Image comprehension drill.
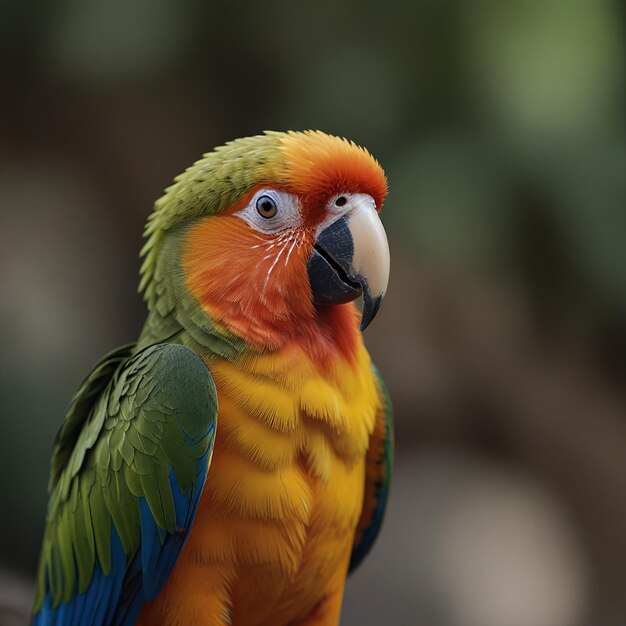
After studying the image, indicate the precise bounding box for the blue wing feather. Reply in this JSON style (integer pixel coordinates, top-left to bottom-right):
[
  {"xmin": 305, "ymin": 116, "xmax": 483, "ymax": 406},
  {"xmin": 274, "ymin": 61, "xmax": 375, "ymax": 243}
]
[{"xmin": 34, "ymin": 453, "xmax": 212, "ymax": 626}]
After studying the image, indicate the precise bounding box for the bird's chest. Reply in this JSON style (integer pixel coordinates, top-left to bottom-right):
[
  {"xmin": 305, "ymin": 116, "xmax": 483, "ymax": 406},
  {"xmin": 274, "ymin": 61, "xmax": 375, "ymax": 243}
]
[
  {"xmin": 184, "ymin": 348, "xmax": 378, "ymax": 619},
  {"xmin": 189, "ymin": 382, "xmax": 370, "ymax": 569}
]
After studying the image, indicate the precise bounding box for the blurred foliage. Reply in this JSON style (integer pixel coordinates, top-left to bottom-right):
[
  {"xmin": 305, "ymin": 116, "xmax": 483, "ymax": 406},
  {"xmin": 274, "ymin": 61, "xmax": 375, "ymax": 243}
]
[{"xmin": 0, "ymin": 1, "xmax": 625, "ymax": 625}]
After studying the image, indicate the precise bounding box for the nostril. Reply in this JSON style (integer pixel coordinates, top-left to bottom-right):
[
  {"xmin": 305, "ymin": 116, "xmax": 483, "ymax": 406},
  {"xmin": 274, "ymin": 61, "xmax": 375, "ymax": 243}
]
[{"xmin": 335, "ymin": 196, "xmax": 347, "ymax": 207}]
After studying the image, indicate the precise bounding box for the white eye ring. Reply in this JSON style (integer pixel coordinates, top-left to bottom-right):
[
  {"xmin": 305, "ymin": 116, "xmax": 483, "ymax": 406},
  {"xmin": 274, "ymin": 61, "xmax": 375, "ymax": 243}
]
[{"xmin": 235, "ymin": 188, "xmax": 302, "ymax": 234}]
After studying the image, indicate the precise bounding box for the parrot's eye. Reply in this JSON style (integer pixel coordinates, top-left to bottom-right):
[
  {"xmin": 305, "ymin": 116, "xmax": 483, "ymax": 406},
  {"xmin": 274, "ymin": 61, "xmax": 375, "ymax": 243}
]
[
  {"xmin": 235, "ymin": 188, "xmax": 301, "ymax": 234},
  {"xmin": 256, "ymin": 195, "xmax": 278, "ymax": 219},
  {"xmin": 335, "ymin": 196, "xmax": 347, "ymax": 207}
]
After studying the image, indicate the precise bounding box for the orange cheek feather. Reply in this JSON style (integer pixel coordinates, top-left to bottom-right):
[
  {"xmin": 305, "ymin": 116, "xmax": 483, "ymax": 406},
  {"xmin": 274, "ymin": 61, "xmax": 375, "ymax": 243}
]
[{"xmin": 182, "ymin": 216, "xmax": 359, "ymax": 363}]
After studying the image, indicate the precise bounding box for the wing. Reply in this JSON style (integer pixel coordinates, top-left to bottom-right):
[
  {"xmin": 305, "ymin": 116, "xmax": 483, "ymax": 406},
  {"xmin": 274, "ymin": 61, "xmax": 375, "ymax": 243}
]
[
  {"xmin": 349, "ymin": 364, "xmax": 394, "ymax": 573},
  {"xmin": 32, "ymin": 343, "xmax": 218, "ymax": 626}
]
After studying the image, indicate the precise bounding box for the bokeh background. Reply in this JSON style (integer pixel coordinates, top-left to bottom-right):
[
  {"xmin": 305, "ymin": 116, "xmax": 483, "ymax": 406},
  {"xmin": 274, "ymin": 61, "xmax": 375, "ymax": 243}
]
[{"xmin": 1, "ymin": 1, "xmax": 625, "ymax": 625}]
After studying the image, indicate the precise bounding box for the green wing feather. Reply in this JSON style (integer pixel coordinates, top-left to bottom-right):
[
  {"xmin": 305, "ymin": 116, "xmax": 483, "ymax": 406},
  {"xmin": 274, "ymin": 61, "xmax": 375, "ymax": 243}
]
[
  {"xmin": 33, "ymin": 343, "xmax": 218, "ymax": 618},
  {"xmin": 49, "ymin": 344, "xmax": 135, "ymax": 492}
]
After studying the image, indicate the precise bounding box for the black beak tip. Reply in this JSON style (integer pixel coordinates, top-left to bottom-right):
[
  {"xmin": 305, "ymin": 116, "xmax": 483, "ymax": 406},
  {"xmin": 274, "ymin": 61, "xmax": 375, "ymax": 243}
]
[{"xmin": 360, "ymin": 293, "xmax": 383, "ymax": 331}]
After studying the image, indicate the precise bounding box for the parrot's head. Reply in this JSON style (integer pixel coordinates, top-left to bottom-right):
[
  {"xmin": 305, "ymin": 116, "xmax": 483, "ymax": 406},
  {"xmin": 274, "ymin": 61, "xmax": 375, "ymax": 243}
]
[{"xmin": 140, "ymin": 130, "xmax": 389, "ymax": 356}]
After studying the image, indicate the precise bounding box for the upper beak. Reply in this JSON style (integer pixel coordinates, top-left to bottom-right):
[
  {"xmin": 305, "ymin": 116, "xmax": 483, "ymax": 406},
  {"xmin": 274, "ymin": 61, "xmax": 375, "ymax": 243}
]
[{"xmin": 307, "ymin": 194, "xmax": 390, "ymax": 330}]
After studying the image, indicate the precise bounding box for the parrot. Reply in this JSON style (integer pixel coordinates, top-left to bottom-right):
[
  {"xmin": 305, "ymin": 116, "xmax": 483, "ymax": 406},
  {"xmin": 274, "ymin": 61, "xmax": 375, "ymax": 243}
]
[{"xmin": 32, "ymin": 130, "xmax": 393, "ymax": 626}]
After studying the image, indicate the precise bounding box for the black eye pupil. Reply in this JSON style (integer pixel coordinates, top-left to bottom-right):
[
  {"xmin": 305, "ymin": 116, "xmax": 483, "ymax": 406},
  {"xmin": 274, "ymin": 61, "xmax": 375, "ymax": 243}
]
[
  {"xmin": 256, "ymin": 195, "xmax": 277, "ymax": 218},
  {"xmin": 335, "ymin": 196, "xmax": 347, "ymax": 207}
]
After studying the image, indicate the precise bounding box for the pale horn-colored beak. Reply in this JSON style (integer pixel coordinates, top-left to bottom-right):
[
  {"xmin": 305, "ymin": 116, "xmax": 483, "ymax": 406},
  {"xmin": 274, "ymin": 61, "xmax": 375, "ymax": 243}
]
[{"xmin": 307, "ymin": 194, "xmax": 390, "ymax": 330}]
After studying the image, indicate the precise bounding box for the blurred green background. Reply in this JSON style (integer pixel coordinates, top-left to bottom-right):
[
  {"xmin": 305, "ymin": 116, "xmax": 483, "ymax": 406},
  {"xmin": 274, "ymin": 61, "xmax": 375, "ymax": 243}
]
[{"xmin": 1, "ymin": 1, "xmax": 625, "ymax": 625}]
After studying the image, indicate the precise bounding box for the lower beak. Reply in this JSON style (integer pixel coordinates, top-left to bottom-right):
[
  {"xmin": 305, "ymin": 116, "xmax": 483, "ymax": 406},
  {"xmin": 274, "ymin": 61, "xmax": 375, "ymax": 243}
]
[{"xmin": 307, "ymin": 195, "xmax": 390, "ymax": 330}]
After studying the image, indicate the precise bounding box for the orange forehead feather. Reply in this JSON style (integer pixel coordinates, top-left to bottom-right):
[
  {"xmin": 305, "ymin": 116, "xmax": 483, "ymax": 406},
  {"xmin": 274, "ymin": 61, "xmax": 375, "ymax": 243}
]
[{"xmin": 276, "ymin": 130, "xmax": 388, "ymax": 210}]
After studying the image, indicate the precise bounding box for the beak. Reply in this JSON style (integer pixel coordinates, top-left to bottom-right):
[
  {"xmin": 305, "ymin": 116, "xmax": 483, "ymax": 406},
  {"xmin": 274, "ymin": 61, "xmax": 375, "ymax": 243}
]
[{"xmin": 307, "ymin": 194, "xmax": 390, "ymax": 330}]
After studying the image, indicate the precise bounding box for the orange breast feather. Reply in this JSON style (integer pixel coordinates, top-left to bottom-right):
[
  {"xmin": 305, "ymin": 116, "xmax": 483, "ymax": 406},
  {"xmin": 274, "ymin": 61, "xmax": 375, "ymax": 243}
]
[{"xmin": 138, "ymin": 338, "xmax": 380, "ymax": 626}]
